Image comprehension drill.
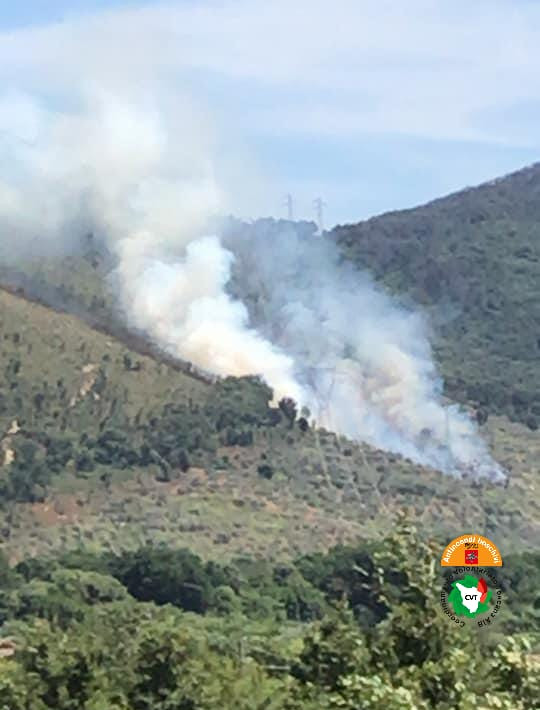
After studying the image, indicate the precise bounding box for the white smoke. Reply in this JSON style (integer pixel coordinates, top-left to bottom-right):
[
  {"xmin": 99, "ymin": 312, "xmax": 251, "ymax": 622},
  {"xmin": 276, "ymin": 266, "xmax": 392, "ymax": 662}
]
[
  {"xmin": 116, "ymin": 233, "xmax": 304, "ymax": 403},
  {"xmin": 222, "ymin": 219, "xmax": 505, "ymax": 480},
  {"xmin": 0, "ymin": 90, "xmax": 505, "ymax": 481}
]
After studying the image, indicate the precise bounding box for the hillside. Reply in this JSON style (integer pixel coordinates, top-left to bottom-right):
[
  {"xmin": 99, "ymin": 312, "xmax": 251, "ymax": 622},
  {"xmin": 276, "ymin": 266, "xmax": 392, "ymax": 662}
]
[
  {"xmin": 0, "ymin": 286, "xmax": 538, "ymax": 565},
  {"xmin": 332, "ymin": 163, "xmax": 540, "ymax": 429},
  {"xmin": 1, "ymin": 174, "xmax": 539, "ymax": 710},
  {"xmin": 0, "ymin": 165, "xmax": 539, "ymax": 562}
]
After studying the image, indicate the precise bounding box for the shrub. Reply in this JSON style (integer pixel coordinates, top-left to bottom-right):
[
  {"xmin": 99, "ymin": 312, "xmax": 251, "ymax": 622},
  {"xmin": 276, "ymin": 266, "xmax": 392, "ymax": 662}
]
[{"xmin": 258, "ymin": 464, "xmax": 274, "ymax": 480}]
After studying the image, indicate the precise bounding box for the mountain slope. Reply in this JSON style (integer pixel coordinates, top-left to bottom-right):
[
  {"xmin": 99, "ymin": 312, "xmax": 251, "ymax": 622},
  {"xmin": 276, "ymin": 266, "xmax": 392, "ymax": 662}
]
[
  {"xmin": 0, "ymin": 287, "xmax": 538, "ymax": 564},
  {"xmin": 1, "ymin": 163, "xmax": 540, "ymax": 560},
  {"xmin": 332, "ymin": 163, "xmax": 540, "ymax": 428}
]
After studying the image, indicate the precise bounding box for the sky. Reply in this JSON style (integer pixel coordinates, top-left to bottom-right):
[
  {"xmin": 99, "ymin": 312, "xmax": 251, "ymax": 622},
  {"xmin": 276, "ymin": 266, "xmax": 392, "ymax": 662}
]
[{"xmin": 1, "ymin": 0, "xmax": 539, "ymax": 227}]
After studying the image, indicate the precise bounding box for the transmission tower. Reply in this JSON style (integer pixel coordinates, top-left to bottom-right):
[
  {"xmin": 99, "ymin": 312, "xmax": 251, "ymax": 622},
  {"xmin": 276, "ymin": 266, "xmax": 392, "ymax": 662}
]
[
  {"xmin": 313, "ymin": 197, "xmax": 327, "ymax": 233},
  {"xmin": 284, "ymin": 193, "xmax": 294, "ymax": 220}
]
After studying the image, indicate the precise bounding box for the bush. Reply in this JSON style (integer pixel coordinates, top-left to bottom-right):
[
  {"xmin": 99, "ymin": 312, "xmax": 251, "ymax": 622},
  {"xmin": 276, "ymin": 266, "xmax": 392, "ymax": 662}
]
[
  {"xmin": 205, "ymin": 375, "xmax": 274, "ymax": 430},
  {"xmin": 0, "ymin": 439, "xmax": 51, "ymax": 503},
  {"xmin": 108, "ymin": 546, "xmax": 216, "ymax": 613},
  {"xmin": 258, "ymin": 464, "xmax": 274, "ymax": 480},
  {"xmin": 278, "ymin": 397, "xmax": 297, "ymax": 427},
  {"xmin": 75, "ymin": 449, "xmax": 95, "ymax": 473},
  {"xmin": 525, "ymin": 415, "xmax": 538, "ymax": 431}
]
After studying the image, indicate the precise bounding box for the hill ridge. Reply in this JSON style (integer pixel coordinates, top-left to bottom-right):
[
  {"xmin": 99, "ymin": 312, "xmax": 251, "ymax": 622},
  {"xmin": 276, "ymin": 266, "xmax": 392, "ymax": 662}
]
[
  {"xmin": 332, "ymin": 161, "xmax": 540, "ymax": 430},
  {"xmin": 334, "ymin": 161, "xmax": 540, "ymax": 228}
]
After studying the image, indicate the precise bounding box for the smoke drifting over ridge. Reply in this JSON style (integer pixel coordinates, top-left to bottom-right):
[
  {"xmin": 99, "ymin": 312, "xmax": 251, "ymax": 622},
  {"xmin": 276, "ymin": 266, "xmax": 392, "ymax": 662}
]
[{"xmin": 0, "ymin": 91, "xmax": 505, "ymax": 481}]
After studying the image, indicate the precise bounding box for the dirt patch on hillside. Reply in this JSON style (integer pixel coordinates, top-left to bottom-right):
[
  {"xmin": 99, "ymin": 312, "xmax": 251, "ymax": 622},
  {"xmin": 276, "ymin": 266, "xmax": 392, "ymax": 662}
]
[{"xmin": 31, "ymin": 495, "xmax": 80, "ymax": 526}]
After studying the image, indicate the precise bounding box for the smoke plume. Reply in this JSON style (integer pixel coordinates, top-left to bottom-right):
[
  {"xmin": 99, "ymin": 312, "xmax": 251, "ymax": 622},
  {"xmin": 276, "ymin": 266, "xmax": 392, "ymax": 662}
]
[{"xmin": 0, "ymin": 90, "xmax": 505, "ymax": 481}]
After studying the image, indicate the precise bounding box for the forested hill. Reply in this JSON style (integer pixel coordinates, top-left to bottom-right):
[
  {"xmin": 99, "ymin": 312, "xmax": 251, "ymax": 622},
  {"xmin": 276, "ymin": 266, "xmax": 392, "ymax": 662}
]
[
  {"xmin": 0, "ymin": 169, "xmax": 539, "ymax": 708},
  {"xmin": 332, "ymin": 162, "xmax": 540, "ymax": 428},
  {"xmin": 0, "ymin": 285, "xmax": 539, "ymax": 562},
  {"xmin": 1, "ymin": 162, "xmax": 540, "ymax": 564}
]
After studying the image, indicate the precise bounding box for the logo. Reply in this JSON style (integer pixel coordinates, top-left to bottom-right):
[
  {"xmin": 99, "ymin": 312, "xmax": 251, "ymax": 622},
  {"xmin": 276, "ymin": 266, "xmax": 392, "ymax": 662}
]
[
  {"xmin": 465, "ymin": 549, "xmax": 478, "ymax": 565},
  {"xmin": 441, "ymin": 534, "xmax": 502, "ymax": 567},
  {"xmin": 439, "ymin": 535, "xmax": 504, "ymax": 629},
  {"xmin": 448, "ymin": 575, "xmax": 490, "ymax": 617}
]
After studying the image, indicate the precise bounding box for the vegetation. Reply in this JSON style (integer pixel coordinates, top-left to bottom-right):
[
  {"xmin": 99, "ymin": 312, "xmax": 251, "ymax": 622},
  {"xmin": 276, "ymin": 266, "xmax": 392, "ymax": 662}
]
[
  {"xmin": 0, "ymin": 285, "xmax": 538, "ymax": 564},
  {"xmin": 333, "ymin": 163, "xmax": 540, "ymax": 428},
  {"xmin": 0, "ymin": 523, "xmax": 538, "ymax": 709},
  {"xmin": 1, "ymin": 166, "xmax": 540, "ymax": 705}
]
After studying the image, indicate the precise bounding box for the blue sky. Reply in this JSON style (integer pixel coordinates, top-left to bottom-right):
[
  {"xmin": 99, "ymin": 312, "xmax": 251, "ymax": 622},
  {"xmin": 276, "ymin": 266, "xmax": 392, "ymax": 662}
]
[
  {"xmin": 0, "ymin": 1, "xmax": 139, "ymax": 30},
  {"xmin": 1, "ymin": 0, "xmax": 540, "ymax": 226}
]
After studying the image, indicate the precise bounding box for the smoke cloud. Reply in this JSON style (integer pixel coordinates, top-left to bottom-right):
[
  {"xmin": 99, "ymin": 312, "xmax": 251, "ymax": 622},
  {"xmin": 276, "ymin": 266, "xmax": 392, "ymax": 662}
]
[{"xmin": 0, "ymin": 89, "xmax": 505, "ymax": 481}]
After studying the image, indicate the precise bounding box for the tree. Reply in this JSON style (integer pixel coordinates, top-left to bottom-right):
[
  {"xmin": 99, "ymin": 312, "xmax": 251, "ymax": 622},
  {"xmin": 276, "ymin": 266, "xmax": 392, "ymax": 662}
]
[
  {"xmin": 475, "ymin": 408, "xmax": 489, "ymax": 426},
  {"xmin": 278, "ymin": 398, "xmax": 297, "ymax": 428},
  {"xmin": 0, "ymin": 439, "xmax": 51, "ymax": 503},
  {"xmin": 491, "ymin": 635, "xmax": 540, "ymax": 708},
  {"xmin": 291, "ymin": 603, "xmax": 369, "ymax": 689},
  {"xmin": 108, "ymin": 547, "xmax": 213, "ymax": 613},
  {"xmin": 297, "ymin": 417, "xmax": 309, "ymax": 433},
  {"xmin": 206, "ymin": 376, "xmax": 274, "ymax": 431},
  {"xmin": 257, "ymin": 464, "xmax": 274, "ymax": 480},
  {"xmin": 525, "ymin": 415, "xmax": 538, "ymax": 431}
]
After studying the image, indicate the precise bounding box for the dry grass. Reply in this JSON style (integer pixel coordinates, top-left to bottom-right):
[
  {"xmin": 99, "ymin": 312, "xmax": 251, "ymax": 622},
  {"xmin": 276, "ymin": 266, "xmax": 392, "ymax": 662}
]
[{"xmin": 0, "ymin": 283, "xmax": 538, "ymax": 565}]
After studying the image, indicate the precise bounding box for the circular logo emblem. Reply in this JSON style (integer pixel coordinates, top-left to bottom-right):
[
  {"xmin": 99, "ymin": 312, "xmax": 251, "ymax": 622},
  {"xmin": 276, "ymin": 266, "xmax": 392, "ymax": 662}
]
[{"xmin": 439, "ymin": 535, "xmax": 504, "ymax": 629}]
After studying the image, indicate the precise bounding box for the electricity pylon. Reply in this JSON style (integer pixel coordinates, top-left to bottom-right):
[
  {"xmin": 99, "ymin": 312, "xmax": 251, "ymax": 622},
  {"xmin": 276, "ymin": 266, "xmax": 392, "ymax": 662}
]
[
  {"xmin": 284, "ymin": 193, "xmax": 294, "ymax": 220},
  {"xmin": 313, "ymin": 197, "xmax": 326, "ymax": 233}
]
